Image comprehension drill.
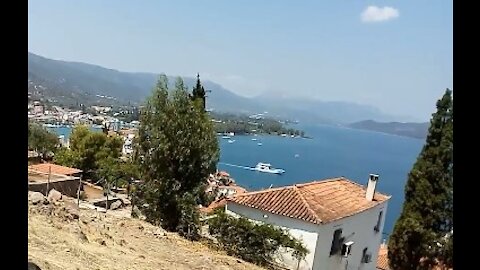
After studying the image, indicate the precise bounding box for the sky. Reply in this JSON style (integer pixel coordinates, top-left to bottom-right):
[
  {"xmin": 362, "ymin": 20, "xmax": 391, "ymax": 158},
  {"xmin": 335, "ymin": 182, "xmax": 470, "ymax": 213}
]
[{"xmin": 28, "ymin": 0, "xmax": 452, "ymax": 121}]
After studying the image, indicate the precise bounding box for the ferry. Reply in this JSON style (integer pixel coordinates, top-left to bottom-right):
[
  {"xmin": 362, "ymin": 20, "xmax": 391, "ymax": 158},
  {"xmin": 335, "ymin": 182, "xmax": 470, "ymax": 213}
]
[{"xmin": 254, "ymin": 163, "xmax": 285, "ymax": 174}]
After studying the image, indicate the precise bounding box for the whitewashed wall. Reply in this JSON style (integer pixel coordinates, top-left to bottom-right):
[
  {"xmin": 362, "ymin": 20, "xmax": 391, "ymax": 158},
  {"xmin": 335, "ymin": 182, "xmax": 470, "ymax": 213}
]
[
  {"xmin": 311, "ymin": 202, "xmax": 389, "ymax": 270},
  {"xmin": 226, "ymin": 200, "xmax": 389, "ymax": 270},
  {"xmin": 226, "ymin": 203, "xmax": 319, "ymax": 270}
]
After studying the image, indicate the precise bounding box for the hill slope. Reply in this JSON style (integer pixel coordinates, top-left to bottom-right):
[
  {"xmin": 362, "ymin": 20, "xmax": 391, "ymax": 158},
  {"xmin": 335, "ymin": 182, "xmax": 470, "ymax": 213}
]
[{"xmin": 28, "ymin": 194, "xmax": 262, "ymax": 270}]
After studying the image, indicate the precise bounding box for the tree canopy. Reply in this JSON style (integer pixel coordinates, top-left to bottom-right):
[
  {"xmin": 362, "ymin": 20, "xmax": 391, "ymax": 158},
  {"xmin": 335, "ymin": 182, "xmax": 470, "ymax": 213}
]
[
  {"xmin": 388, "ymin": 89, "xmax": 453, "ymax": 270},
  {"xmin": 54, "ymin": 125, "xmax": 123, "ymax": 180},
  {"xmin": 134, "ymin": 74, "xmax": 219, "ymax": 239},
  {"xmin": 28, "ymin": 122, "xmax": 59, "ymax": 159}
]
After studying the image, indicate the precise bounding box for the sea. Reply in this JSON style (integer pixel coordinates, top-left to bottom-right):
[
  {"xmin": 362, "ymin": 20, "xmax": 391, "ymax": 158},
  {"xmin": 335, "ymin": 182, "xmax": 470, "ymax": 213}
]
[{"xmin": 48, "ymin": 124, "xmax": 424, "ymax": 238}]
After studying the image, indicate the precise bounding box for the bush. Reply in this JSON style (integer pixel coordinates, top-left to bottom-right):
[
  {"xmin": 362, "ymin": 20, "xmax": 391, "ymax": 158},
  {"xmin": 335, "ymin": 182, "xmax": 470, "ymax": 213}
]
[{"xmin": 208, "ymin": 212, "xmax": 308, "ymax": 267}]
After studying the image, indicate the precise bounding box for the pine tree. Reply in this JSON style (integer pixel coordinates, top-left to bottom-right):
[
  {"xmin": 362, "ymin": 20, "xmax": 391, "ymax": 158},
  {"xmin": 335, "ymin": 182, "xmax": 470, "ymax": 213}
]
[
  {"xmin": 388, "ymin": 89, "xmax": 453, "ymax": 270},
  {"xmin": 191, "ymin": 73, "xmax": 206, "ymax": 111},
  {"xmin": 134, "ymin": 74, "xmax": 219, "ymax": 239}
]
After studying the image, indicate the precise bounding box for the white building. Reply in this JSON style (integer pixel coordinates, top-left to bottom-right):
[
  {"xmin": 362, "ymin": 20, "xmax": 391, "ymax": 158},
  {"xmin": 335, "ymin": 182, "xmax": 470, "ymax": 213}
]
[
  {"xmin": 225, "ymin": 174, "xmax": 391, "ymax": 270},
  {"xmin": 216, "ymin": 185, "xmax": 247, "ymax": 198}
]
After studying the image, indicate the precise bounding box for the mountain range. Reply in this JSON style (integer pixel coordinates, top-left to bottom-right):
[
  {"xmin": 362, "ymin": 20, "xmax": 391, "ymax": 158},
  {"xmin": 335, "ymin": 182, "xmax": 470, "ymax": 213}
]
[
  {"xmin": 348, "ymin": 120, "xmax": 429, "ymax": 139},
  {"xmin": 28, "ymin": 52, "xmax": 417, "ymax": 124}
]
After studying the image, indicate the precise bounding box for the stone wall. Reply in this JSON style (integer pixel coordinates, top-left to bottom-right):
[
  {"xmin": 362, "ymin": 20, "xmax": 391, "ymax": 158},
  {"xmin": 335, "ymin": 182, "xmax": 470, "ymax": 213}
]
[{"xmin": 28, "ymin": 178, "xmax": 80, "ymax": 197}]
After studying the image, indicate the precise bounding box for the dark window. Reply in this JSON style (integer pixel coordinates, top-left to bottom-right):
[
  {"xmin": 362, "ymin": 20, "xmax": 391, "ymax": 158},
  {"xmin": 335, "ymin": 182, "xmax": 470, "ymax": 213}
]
[
  {"xmin": 362, "ymin": 247, "xmax": 372, "ymax": 263},
  {"xmin": 330, "ymin": 229, "xmax": 343, "ymax": 256},
  {"xmin": 374, "ymin": 211, "xmax": 383, "ymax": 233}
]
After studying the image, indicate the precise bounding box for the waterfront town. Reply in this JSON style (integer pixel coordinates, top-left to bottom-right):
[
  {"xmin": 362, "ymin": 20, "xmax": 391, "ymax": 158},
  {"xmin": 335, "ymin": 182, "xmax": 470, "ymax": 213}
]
[
  {"xmin": 28, "ymin": 100, "xmax": 396, "ymax": 270},
  {"xmin": 28, "ymin": 91, "xmax": 454, "ymax": 270}
]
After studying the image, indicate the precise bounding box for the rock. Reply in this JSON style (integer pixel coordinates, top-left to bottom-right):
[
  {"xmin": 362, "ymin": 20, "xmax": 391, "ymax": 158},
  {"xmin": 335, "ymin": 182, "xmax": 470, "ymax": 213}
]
[
  {"xmin": 77, "ymin": 230, "xmax": 88, "ymax": 242},
  {"xmin": 29, "ymin": 192, "xmax": 45, "ymax": 205},
  {"xmin": 96, "ymin": 238, "xmax": 106, "ymax": 246},
  {"xmin": 28, "ymin": 261, "xmax": 42, "ymax": 270},
  {"xmin": 131, "ymin": 205, "xmax": 142, "ymax": 218},
  {"xmin": 109, "ymin": 200, "xmax": 122, "ymax": 210},
  {"xmin": 47, "ymin": 189, "xmax": 62, "ymax": 202}
]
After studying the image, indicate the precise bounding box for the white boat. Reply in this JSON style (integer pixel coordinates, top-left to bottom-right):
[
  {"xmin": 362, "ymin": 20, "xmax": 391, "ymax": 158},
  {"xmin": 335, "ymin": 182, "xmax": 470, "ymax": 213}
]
[
  {"xmin": 257, "ymin": 142, "xmax": 263, "ymax": 146},
  {"xmin": 228, "ymin": 139, "xmax": 236, "ymax": 143},
  {"xmin": 254, "ymin": 163, "xmax": 285, "ymax": 174},
  {"xmin": 222, "ymin": 136, "xmax": 231, "ymax": 139},
  {"xmin": 251, "ymin": 138, "xmax": 257, "ymax": 141},
  {"xmin": 294, "ymin": 154, "xmax": 300, "ymax": 158}
]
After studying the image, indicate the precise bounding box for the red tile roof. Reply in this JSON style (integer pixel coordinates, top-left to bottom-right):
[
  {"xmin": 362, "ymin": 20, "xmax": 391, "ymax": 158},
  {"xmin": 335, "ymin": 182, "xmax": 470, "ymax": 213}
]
[
  {"xmin": 29, "ymin": 163, "xmax": 82, "ymax": 176},
  {"xmin": 376, "ymin": 244, "xmax": 390, "ymax": 270},
  {"xmin": 200, "ymin": 198, "xmax": 227, "ymax": 214},
  {"xmin": 228, "ymin": 177, "xmax": 390, "ymax": 224}
]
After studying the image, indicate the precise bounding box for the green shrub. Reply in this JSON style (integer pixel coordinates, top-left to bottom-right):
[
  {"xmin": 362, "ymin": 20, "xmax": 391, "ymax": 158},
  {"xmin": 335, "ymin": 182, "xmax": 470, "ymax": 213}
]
[{"xmin": 208, "ymin": 212, "xmax": 308, "ymax": 267}]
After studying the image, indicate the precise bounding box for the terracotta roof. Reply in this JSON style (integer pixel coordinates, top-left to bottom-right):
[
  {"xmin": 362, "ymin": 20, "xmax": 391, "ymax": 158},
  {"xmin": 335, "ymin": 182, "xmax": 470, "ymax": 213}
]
[
  {"xmin": 377, "ymin": 244, "xmax": 390, "ymax": 270},
  {"xmin": 200, "ymin": 198, "xmax": 227, "ymax": 214},
  {"xmin": 29, "ymin": 163, "xmax": 82, "ymax": 176},
  {"xmin": 228, "ymin": 177, "xmax": 390, "ymax": 224},
  {"xmin": 218, "ymin": 171, "xmax": 230, "ymax": 177}
]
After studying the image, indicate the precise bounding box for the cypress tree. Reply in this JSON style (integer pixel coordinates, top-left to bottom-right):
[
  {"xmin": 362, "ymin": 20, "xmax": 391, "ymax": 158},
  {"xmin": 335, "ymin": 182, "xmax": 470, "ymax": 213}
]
[
  {"xmin": 388, "ymin": 89, "xmax": 453, "ymax": 270},
  {"xmin": 191, "ymin": 73, "xmax": 206, "ymax": 111}
]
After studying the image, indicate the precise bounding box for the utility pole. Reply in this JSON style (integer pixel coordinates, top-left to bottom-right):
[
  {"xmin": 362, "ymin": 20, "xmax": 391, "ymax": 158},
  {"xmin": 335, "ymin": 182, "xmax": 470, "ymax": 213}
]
[
  {"xmin": 77, "ymin": 176, "xmax": 82, "ymax": 207},
  {"xmin": 105, "ymin": 179, "xmax": 109, "ymax": 212},
  {"xmin": 46, "ymin": 165, "xmax": 51, "ymax": 196},
  {"xmin": 205, "ymin": 89, "xmax": 212, "ymax": 112}
]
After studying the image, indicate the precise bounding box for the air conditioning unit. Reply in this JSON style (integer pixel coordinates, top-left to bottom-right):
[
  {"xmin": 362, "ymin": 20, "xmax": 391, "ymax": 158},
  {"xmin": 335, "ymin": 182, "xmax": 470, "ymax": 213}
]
[
  {"xmin": 341, "ymin": 241, "xmax": 354, "ymax": 257},
  {"xmin": 363, "ymin": 253, "xmax": 372, "ymax": 263}
]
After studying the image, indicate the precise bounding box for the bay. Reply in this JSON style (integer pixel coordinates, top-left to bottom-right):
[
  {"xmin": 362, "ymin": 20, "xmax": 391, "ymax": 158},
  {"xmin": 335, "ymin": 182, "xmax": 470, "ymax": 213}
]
[{"xmin": 49, "ymin": 124, "xmax": 423, "ymax": 237}]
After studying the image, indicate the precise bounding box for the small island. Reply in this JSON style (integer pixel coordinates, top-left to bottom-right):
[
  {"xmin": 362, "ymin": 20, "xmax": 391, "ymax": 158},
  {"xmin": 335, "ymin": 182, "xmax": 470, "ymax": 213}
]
[{"xmin": 210, "ymin": 112, "xmax": 307, "ymax": 138}]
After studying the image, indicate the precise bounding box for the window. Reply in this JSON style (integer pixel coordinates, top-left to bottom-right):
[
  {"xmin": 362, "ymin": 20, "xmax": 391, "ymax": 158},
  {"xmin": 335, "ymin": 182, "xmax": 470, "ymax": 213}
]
[
  {"xmin": 362, "ymin": 248, "xmax": 372, "ymax": 263},
  {"xmin": 330, "ymin": 229, "xmax": 344, "ymax": 256},
  {"xmin": 374, "ymin": 211, "xmax": 383, "ymax": 233}
]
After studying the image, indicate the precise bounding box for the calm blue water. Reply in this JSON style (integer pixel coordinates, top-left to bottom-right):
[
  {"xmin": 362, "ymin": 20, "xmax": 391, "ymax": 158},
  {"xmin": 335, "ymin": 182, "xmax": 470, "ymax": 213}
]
[
  {"xmin": 47, "ymin": 126, "xmax": 102, "ymax": 140},
  {"xmin": 49, "ymin": 124, "xmax": 423, "ymax": 237}
]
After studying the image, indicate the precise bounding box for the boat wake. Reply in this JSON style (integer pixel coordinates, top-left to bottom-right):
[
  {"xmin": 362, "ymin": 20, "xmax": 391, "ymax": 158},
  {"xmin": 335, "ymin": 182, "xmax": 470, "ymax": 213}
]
[{"xmin": 219, "ymin": 162, "xmax": 256, "ymax": 171}]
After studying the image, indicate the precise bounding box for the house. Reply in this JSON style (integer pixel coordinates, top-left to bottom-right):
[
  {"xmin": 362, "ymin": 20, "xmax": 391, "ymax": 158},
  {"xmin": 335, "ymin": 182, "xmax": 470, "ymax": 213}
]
[
  {"xmin": 225, "ymin": 174, "xmax": 391, "ymax": 270},
  {"xmin": 216, "ymin": 185, "xmax": 247, "ymax": 198},
  {"xmin": 200, "ymin": 198, "xmax": 228, "ymax": 215},
  {"xmin": 28, "ymin": 169, "xmax": 80, "ymax": 197},
  {"xmin": 28, "ymin": 163, "xmax": 83, "ymax": 178}
]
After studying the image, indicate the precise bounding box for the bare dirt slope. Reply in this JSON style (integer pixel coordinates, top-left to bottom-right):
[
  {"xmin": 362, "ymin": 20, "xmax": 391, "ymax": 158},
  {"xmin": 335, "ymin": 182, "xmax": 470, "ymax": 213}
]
[{"xmin": 28, "ymin": 194, "xmax": 263, "ymax": 270}]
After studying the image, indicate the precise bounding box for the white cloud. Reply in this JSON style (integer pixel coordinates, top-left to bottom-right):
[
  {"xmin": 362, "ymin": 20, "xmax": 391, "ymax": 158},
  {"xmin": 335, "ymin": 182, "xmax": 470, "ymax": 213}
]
[{"xmin": 361, "ymin": 6, "xmax": 399, "ymax": 23}]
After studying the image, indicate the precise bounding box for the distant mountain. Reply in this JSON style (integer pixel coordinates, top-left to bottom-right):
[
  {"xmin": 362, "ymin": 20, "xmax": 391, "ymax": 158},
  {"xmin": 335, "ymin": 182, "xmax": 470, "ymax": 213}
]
[
  {"xmin": 28, "ymin": 52, "xmax": 412, "ymax": 124},
  {"xmin": 348, "ymin": 120, "xmax": 429, "ymax": 139},
  {"xmin": 28, "ymin": 52, "xmax": 261, "ymax": 112}
]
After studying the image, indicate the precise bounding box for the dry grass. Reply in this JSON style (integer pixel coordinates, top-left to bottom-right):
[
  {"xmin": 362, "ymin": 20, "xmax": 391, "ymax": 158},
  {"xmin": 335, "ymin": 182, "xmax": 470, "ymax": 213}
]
[{"xmin": 28, "ymin": 196, "xmax": 263, "ymax": 270}]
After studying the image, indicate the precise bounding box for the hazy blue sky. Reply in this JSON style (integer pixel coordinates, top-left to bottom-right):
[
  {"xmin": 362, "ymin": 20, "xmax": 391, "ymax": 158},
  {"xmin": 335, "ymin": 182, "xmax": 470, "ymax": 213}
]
[{"xmin": 28, "ymin": 0, "xmax": 452, "ymax": 121}]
